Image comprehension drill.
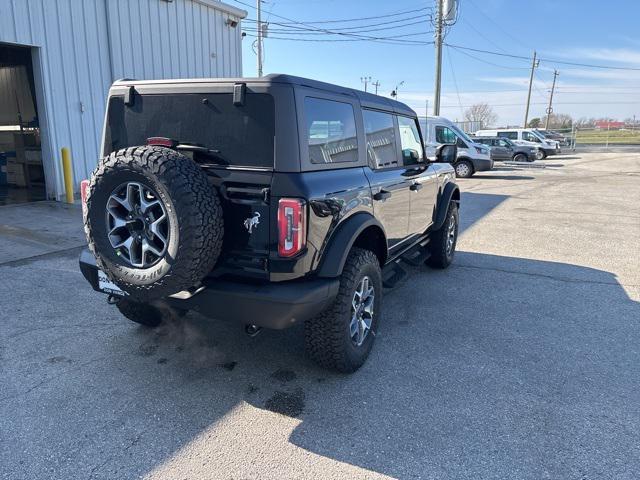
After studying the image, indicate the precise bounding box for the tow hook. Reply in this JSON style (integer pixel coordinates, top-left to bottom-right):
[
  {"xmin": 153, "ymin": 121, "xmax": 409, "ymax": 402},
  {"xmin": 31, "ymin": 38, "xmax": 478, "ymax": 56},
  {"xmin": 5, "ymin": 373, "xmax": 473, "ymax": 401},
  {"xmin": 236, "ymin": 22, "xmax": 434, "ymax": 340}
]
[
  {"xmin": 244, "ymin": 324, "xmax": 262, "ymax": 337},
  {"xmin": 107, "ymin": 295, "xmax": 119, "ymax": 305}
]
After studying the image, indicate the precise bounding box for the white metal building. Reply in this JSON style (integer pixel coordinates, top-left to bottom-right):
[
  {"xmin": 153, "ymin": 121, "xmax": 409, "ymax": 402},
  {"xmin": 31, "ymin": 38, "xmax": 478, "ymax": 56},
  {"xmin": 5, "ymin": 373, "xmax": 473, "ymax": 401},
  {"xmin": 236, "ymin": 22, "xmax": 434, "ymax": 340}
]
[{"xmin": 0, "ymin": 0, "xmax": 246, "ymax": 203}]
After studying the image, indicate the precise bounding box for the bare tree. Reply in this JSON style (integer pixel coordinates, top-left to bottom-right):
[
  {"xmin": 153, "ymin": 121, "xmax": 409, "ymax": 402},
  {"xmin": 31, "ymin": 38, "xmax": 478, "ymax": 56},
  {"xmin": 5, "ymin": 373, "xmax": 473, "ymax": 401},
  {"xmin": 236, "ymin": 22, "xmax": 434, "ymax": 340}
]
[
  {"xmin": 464, "ymin": 103, "xmax": 497, "ymax": 127},
  {"xmin": 541, "ymin": 113, "xmax": 573, "ymax": 129}
]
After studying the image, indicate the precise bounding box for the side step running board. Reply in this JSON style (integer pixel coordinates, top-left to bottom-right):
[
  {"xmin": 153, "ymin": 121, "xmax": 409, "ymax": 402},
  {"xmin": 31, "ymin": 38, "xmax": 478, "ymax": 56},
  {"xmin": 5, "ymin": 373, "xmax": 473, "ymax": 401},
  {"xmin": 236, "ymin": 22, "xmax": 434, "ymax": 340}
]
[{"xmin": 382, "ymin": 261, "xmax": 408, "ymax": 288}]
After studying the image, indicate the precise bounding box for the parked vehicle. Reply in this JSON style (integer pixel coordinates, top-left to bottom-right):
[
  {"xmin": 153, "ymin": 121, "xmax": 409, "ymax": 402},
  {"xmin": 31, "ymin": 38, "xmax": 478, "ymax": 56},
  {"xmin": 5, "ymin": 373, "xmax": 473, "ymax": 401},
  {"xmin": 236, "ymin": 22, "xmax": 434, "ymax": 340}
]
[
  {"xmin": 79, "ymin": 74, "xmax": 462, "ymax": 373},
  {"xmin": 535, "ymin": 129, "xmax": 570, "ymax": 147},
  {"xmin": 474, "ymin": 136, "xmax": 536, "ymax": 162},
  {"xmin": 475, "ymin": 128, "xmax": 561, "ymax": 160},
  {"xmin": 420, "ymin": 116, "xmax": 493, "ymax": 178}
]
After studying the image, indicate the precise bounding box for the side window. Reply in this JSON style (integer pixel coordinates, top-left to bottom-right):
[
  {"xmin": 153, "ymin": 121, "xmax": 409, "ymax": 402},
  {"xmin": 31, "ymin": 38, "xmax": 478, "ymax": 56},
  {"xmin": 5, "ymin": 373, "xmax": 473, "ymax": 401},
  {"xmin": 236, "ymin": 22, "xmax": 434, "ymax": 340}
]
[
  {"xmin": 397, "ymin": 116, "xmax": 424, "ymax": 165},
  {"xmin": 363, "ymin": 109, "xmax": 398, "ymax": 169},
  {"xmin": 498, "ymin": 131, "xmax": 518, "ymax": 140},
  {"xmin": 522, "ymin": 131, "xmax": 541, "ymax": 143},
  {"xmin": 435, "ymin": 126, "xmax": 457, "ymax": 144},
  {"xmin": 305, "ymin": 97, "xmax": 358, "ymax": 164}
]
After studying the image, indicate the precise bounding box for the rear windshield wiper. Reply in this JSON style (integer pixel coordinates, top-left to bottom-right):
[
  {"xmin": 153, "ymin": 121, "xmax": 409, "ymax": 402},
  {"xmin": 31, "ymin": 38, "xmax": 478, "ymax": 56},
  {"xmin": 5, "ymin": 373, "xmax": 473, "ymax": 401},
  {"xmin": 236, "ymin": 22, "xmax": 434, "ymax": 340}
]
[{"xmin": 175, "ymin": 143, "xmax": 227, "ymax": 165}]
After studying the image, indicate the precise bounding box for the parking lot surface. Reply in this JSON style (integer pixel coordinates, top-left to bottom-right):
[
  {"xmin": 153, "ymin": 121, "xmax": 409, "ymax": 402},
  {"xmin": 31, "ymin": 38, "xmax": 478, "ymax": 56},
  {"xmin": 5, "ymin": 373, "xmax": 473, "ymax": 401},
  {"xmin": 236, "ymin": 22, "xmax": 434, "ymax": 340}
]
[{"xmin": 1, "ymin": 152, "xmax": 639, "ymax": 479}]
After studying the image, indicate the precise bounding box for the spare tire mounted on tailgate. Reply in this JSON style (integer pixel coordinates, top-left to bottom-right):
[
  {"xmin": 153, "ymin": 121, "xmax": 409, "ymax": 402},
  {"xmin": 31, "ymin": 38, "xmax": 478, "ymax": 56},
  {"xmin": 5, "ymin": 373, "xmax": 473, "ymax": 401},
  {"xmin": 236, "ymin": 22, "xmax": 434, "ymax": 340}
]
[{"xmin": 84, "ymin": 145, "xmax": 223, "ymax": 301}]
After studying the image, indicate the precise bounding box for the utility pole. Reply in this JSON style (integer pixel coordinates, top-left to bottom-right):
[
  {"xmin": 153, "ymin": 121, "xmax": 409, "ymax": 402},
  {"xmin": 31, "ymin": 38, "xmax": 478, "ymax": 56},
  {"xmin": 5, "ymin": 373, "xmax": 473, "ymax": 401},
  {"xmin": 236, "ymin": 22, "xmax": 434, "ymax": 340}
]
[
  {"xmin": 256, "ymin": 0, "xmax": 263, "ymax": 77},
  {"xmin": 361, "ymin": 76, "xmax": 371, "ymax": 92},
  {"xmin": 372, "ymin": 80, "xmax": 380, "ymax": 95},
  {"xmin": 433, "ymin": 0, "xmax": 444, "ymax": 116},
  {"xmin": 523, "ymin": 50, "xmax": 538, "ymax": 128},
  {"xmin": 545, "ymin": 70, "xmax": 559, "ymax": 130}
]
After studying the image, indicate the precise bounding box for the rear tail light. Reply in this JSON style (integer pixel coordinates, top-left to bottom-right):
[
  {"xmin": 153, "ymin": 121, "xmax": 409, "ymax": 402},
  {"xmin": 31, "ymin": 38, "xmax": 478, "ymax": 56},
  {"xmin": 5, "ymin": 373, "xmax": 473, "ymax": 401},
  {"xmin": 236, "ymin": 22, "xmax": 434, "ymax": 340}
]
[
  {"xmin": 147, "ymin": 137, "xmax": 177, "ymax": 148},
  {"xmin": 80, "ymin": 179, "xmax": 90, "ymax": 217},
  {"xmin": 277, "ymin": 198, "xmax": 306, "ymax": 257}
]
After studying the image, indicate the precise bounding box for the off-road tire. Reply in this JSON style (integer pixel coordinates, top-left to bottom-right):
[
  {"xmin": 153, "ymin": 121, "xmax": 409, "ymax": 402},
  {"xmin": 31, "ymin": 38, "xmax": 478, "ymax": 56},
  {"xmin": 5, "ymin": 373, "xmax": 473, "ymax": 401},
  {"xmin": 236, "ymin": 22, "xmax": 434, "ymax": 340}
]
[
  {"xmin": 454, "ymin": 160, "xmax": 473, "ymax": 178},
  {"xmin": 116, "ymin": 299, "xmax": 186, "ymax": 328},
  {"xmin": 305, "ymin": 248, "xmax": 382, "ymax": 373},
  {"xmin": 85, "ymin": 146, "xmax": 223, "ymax": 301},
  {"xmin": 427, "ymin": 202, "xmax": 459, "ymax": 269}
]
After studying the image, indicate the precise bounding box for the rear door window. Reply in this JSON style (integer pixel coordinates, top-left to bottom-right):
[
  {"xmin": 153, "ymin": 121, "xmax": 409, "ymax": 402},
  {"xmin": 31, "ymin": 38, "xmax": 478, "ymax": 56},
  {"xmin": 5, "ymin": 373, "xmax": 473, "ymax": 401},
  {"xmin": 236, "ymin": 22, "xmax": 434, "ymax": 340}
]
[
  {"xmin": 304, "ymin": 97, "xmax": 358, "ymax": 164},
  {"xmin": 104, "ymin": 93, "xmax": 275, "ymax": 168},
  {"xmin": 363, "ymin": 110, "xmax": 398, "ymax": 169}
]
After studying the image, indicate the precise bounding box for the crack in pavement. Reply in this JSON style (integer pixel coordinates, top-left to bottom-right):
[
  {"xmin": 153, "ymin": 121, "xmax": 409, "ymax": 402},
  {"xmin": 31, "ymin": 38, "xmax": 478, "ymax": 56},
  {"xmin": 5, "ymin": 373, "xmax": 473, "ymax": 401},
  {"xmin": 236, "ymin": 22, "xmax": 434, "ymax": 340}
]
[{"xmin": 453, "ymin": 263, "xmax": 640, "ymax": 288}]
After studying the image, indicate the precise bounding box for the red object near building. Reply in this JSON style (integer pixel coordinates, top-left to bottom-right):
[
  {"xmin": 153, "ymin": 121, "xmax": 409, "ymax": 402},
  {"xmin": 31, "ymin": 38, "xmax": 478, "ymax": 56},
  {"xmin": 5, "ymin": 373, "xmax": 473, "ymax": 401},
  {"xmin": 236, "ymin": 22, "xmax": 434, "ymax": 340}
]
[{"xmin": 595, "ymin": 121, "xmax": 625, "ymax": 130}]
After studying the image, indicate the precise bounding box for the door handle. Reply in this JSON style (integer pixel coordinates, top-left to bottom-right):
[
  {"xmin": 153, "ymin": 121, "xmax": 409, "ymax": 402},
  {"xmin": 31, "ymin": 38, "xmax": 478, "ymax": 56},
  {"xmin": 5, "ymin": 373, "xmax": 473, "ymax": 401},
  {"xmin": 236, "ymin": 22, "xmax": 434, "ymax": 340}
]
[
  {"xmin": 373, "ymin": 190, "xmax": 392, "ymax": 201},
  {"xmin": 410, "ymin": 183, "xmax": 423, "ymax": 191}
]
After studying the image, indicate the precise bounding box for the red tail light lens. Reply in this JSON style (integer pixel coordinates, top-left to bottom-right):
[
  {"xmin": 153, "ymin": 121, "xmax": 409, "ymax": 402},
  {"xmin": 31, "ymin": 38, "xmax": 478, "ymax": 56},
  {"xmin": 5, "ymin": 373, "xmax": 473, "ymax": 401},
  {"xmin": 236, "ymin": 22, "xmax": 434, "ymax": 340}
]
[
  {"xmin": 277, "ymin": 198, "xmax": 306, "ymax": 257},
  {"xmin": 80, "ymin": 179, "xmax": 90, "ymax": 216},
  {"xmin": 147, "ymin": 137, "xmax": 176, "ymax": 148}
]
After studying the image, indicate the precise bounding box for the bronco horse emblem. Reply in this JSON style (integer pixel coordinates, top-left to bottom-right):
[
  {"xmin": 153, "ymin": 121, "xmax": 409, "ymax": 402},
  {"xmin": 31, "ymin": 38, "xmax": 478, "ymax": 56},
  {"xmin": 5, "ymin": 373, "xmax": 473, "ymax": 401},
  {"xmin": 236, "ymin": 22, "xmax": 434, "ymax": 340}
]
[{"xmin": 244, "ymin": 212, "xmax": 261, "ymax": 234}]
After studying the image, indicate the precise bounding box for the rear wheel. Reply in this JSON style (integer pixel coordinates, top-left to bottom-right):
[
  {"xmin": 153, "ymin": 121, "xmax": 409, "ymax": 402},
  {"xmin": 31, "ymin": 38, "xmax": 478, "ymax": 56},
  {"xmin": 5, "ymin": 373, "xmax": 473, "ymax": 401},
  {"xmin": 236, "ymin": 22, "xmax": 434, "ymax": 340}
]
[
  {"xmin": 454, "ymin": 160, "xmax": 473, "ymax": 178},
  {"xmin": 305, "ymin": 248, "xmax": 382, "ymax": 373},
  {"xmin": 427, "ymin": 202, "xmax": 459, "ymax": 269}
]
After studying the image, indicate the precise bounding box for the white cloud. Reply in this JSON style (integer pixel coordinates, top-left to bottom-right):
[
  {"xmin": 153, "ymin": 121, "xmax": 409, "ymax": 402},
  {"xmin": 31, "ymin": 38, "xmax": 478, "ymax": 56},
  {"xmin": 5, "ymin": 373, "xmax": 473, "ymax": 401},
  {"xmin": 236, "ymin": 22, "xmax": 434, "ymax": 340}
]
[{"xmin": 549, "ymin": 47, "xmax": 640, "ymax": 66}]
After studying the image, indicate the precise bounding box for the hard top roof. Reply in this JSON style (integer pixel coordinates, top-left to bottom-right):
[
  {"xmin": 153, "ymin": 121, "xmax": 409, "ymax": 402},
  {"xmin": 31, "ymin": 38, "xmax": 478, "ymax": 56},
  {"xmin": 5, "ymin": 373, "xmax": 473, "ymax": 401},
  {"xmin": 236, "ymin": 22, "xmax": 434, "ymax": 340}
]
[{"xmin": 113, "ymin": 73, "xmax": 416, "ymax": 117}]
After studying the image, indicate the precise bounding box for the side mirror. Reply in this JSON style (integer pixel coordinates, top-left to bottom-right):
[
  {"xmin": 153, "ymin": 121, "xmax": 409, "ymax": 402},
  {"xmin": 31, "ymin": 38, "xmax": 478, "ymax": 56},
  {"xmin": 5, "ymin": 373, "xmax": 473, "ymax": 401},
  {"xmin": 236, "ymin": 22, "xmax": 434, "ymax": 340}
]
[{"xmin": 435, "ymin": 144, "xmax": 457, "ymax": 164}]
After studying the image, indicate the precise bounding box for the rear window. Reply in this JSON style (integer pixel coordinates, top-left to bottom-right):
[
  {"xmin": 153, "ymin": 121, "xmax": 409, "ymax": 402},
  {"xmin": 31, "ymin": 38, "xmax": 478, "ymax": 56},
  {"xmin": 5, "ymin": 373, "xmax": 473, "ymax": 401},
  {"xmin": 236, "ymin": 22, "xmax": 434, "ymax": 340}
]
[
  {"xmin": 104, "ymin": 93, "xmax": 275, "ymax": 168},
  {"xmin": 304, "ymin": 97, "xmax": 358, "ymax": 164}
]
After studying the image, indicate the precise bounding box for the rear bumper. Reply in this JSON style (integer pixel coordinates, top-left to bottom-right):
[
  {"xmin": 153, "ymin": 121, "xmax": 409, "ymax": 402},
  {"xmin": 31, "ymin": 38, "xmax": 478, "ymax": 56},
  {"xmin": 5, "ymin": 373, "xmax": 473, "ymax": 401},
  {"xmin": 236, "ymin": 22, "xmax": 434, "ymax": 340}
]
[{"xmin": 79, "ymin": 250, "xmax": 339, "ymax": 330}]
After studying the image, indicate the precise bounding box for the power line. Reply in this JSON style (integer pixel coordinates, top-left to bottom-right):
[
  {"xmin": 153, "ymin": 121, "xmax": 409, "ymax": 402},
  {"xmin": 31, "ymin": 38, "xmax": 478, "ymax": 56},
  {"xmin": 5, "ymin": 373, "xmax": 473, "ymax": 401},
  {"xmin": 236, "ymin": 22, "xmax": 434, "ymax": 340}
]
[
  {"xmin": 447, "ymin": 43, "xmax": 530, "ymax": 70},
  {"xmin": 245, "ymin": 6, "xmax": 433, "ymax": 25},
  {"xmin": 243, "ymin": 32, "xmax": 434, "ymax": 45},
  {"xmin": 244, "ymin": 14, "xmax": 430, "ymax": 31},
  {"xmin": 445, "ymin": 45, "xmax": 465, "ymax": 118},
  {"xmin": 243, "ymin": 18, "xmax": 431, "ymax": 35},
  {"xmin": 444, "ymin": 43, "xmax": 640, "ymax": 71}
]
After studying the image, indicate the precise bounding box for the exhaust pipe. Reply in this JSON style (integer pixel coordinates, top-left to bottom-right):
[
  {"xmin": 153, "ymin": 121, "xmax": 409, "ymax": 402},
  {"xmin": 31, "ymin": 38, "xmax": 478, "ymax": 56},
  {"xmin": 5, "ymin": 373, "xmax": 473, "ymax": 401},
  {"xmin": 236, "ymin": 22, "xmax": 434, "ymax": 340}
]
[{"xmin": 244, "ymin": 324, "xmax": 262, "ymax": 337}]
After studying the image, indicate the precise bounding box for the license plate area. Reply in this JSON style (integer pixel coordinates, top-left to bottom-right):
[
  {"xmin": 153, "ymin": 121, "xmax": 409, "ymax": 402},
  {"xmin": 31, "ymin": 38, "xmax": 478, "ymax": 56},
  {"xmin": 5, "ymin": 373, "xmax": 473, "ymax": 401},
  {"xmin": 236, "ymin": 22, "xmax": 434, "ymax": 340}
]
[{"xmin": 98, "ymin": 270, "xmax": 127, "ymax": 297}]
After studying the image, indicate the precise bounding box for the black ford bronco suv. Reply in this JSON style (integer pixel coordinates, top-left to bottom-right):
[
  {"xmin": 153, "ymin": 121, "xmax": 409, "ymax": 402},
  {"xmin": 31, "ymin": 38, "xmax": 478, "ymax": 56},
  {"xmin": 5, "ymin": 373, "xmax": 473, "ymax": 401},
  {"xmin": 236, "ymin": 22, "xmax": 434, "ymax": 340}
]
[{"xmin": 79, "ymin": 74, "xmax": 460, "ymax": 372}]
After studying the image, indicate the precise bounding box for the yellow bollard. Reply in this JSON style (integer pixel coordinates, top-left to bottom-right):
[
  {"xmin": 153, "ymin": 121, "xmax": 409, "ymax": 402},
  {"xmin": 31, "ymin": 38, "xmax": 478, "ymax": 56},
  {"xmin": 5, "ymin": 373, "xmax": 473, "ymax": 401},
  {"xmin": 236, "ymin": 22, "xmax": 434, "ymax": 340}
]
[{"xmin": 61, "ymin": 147, "xmax": 74, "ymax": 204}]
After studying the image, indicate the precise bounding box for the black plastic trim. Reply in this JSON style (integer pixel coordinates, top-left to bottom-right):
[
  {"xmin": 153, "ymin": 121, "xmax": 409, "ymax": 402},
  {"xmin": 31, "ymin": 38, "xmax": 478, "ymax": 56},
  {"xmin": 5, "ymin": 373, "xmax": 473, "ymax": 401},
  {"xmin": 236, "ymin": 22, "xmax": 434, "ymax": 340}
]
[
  {"xmin": 433, "ymin": 182, "xmax": 460, "ymax": 231},
  {"xmin": 316, "ymin": 213, "xmax": 386, "ymax": 278}
]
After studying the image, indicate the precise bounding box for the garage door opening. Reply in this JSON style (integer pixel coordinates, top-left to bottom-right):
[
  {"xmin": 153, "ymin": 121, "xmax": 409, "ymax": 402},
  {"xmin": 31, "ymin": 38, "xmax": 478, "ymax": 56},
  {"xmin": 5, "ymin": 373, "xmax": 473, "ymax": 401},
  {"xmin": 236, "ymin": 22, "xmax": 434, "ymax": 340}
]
[{"xmin": 0, "ymin": 43, "xmax": 45, "ymax": 205}]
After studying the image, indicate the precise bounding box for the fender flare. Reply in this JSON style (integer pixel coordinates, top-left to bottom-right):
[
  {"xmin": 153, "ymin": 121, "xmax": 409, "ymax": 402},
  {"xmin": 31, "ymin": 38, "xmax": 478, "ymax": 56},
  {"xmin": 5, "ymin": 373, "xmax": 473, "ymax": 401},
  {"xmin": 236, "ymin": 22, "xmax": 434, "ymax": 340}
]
[
  {"xmin": 316, "ymin": 213, "xmax": 386, "ymax": 278},
  {"xmin": 433, "ymin": 182, "xmax": 461, "ymax": 231}
]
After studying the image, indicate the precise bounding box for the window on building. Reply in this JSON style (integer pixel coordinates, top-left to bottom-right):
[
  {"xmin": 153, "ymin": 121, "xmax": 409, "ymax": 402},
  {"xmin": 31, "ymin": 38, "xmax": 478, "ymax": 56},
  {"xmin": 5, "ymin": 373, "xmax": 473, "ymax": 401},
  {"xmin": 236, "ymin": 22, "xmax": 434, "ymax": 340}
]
[
  {"xmin": 363, "ymin": 110, "xmax": 398, "ymax": 169},
  {"xmin": 305, "ymin": 97, "xmax": 358, "ymax": 164},
  {"xmin": 397, "ymin": 116, "xmax": 424, "ymax": 165}
]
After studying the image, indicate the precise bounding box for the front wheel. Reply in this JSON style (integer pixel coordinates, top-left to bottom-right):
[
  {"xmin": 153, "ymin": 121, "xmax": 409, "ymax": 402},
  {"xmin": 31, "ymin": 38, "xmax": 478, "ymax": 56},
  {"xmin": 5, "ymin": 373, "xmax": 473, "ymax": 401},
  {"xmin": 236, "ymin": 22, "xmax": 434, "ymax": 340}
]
[
  {"xmin": 305, "ymin": 248, "xmax": 382, "ymax": 373},
  {"xmin": 535, "ymin": 149, "xmax": 546, "ymax": 160},
  {"xmin": 454, "ymin": 160, "xmax": 474, "ymax": 178},
  {"xmin": 427, "ymin": 202, "xmax": 459, "ymax": 269},
  {"xmin": 513, "ymin": 153, "xmax": 529, "ymax": 163}
]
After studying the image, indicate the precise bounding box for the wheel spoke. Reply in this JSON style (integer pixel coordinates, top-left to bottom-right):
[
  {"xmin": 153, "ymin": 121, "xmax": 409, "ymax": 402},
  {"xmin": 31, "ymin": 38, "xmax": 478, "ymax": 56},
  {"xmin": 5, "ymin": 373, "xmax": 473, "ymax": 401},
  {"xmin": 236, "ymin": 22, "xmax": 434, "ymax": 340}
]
[{"xmin": 105, "ymin": 181, "xmax": 169, "ymax": 268}]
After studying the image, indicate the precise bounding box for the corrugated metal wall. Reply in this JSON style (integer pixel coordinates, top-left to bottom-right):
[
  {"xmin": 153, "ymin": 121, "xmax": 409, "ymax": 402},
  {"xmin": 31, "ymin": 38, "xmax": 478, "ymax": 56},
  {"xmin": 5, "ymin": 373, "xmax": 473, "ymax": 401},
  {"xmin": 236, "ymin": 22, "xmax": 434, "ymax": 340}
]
[{"xmin": 0, "ymin": 0, "xmax": 245, "ymax": 199}]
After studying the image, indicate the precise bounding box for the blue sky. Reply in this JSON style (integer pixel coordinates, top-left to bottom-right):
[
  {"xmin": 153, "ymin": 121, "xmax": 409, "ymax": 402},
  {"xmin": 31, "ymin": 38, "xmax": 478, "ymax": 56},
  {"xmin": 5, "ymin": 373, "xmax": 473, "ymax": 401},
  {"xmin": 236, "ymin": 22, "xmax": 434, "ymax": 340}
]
[{"xmin": 233, "ymin": 0, "xmax": 640, "ymax": 126}]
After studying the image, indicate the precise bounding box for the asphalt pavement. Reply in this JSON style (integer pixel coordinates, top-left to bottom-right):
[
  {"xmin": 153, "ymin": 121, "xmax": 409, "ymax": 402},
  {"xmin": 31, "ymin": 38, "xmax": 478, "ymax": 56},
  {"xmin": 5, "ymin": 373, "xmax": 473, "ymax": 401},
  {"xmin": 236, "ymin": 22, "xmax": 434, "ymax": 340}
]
[{"xmin": 1, "ymin": 152, "xmax": 639, "ymax": 479}]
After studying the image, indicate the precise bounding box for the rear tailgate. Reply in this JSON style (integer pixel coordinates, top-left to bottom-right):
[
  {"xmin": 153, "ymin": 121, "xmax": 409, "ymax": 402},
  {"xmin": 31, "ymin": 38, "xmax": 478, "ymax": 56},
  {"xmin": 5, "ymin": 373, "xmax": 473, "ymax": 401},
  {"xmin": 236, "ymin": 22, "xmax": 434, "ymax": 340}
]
[{"xmin": 205, "ymin": 168, "xmax": 273, "ymax": 279}]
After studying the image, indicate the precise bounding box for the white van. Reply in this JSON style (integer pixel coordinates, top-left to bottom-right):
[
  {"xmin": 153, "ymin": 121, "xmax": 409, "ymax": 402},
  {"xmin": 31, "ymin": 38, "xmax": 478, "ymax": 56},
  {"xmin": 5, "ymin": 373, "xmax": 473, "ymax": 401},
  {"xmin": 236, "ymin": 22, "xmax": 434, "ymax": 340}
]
[
  {"xmin": 475, "ymin": 128, "xmax": 560, "ymax": 160},
  {"xmin": 419, "ymin": 116, "xmax": 493, "ymax": 178}
]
